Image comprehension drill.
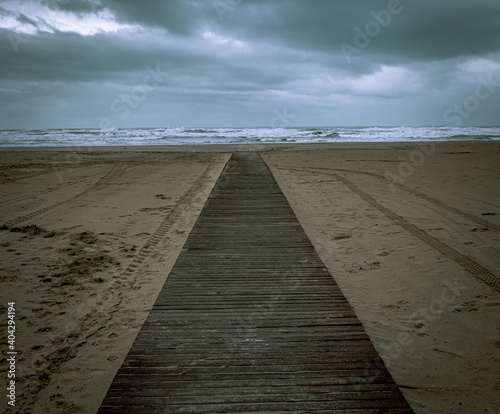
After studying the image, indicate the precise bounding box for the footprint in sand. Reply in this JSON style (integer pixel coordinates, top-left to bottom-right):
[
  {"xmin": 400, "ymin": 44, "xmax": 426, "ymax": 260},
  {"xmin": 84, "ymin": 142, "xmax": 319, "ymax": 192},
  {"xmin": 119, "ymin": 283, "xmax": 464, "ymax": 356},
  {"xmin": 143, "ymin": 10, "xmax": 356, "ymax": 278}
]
[
  {"xmin": 452, "ymin": 301, "xmax": 479, "ymax": 312},
  {"xmin": 334, "ymin": 234, "xmax": 351, "ymax": 240},
  {"xmin": 376, "ymin": 250, "xmax": 392, "ymax": 257},
  {"xmin": 36, "ymin": 327, "xmax": 53, "ymax": 333}
]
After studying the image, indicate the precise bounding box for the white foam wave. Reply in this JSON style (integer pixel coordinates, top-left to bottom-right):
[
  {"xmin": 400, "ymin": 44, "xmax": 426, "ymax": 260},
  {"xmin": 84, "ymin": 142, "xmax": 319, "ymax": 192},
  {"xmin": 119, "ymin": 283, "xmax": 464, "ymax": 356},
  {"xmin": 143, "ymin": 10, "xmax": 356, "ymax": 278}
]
[{"xmin": 0, "ymin": 126, "xmax": 499, "ymax": 147}]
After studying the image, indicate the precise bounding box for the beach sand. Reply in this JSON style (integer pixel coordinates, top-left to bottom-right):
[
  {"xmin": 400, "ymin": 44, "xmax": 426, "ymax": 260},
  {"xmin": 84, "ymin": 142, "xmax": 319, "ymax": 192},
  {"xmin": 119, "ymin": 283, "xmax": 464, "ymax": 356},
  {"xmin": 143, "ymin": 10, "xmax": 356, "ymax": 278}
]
[{"xmin": 0, "ymin": 142, "xmax": 498, "ymax": 413}]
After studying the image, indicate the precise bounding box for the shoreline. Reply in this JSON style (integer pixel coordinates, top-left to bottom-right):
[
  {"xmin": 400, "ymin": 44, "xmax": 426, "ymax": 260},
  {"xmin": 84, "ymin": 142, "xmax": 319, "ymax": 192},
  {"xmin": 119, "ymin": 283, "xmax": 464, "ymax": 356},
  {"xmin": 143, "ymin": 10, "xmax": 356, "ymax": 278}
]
[{"xmin": 0, "ymin": 139, "xmax": 499, "ymax": 152}]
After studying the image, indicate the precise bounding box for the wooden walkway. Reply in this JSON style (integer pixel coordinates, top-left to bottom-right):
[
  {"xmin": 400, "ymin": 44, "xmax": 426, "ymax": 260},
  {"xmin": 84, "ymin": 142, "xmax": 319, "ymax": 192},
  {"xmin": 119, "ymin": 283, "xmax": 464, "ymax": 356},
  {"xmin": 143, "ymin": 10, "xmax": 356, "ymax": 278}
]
[{"xmin": 98, "ymin": 153, "xmax": 413, "ymax": 413}]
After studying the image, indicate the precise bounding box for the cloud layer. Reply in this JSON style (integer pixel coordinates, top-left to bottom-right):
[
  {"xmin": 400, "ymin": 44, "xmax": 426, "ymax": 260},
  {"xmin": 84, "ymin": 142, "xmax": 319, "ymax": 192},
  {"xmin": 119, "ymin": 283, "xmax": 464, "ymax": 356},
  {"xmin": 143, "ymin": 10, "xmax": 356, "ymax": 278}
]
[{"xmin": 1, "ymin": 0, "xmax": 499, "ymax": 128}]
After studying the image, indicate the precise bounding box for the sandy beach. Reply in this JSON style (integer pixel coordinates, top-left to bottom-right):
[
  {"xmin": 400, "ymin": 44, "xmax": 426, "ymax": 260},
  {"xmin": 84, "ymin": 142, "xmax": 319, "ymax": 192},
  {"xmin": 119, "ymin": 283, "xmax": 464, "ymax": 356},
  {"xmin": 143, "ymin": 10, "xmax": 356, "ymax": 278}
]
[{"xmin": 0, "ymin": 142, "xmax": 499, "ymax": 414}]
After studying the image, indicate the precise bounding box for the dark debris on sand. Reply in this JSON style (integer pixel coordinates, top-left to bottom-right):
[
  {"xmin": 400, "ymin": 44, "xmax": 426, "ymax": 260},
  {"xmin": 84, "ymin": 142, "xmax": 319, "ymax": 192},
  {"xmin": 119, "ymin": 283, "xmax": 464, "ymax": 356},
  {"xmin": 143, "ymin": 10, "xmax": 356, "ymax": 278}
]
[{"xmin": 0, "ymin": 224, "xmax": 62, "ymax": 238}]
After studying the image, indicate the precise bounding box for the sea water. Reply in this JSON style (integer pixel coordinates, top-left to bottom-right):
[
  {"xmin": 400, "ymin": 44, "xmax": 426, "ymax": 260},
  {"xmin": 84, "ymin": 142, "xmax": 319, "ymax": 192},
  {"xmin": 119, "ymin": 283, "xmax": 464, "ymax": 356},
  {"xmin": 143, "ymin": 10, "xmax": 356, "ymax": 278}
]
[{"xmin": 0, "ymin": 126, "xmax": 499, "ymax": 147}]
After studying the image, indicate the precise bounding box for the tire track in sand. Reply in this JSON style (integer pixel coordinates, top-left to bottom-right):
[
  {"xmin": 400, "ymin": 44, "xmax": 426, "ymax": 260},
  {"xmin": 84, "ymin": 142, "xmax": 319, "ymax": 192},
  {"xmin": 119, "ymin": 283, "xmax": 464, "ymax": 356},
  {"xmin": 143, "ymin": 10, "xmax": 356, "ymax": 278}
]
[
  {"xmin": 123, "ymin": 163, "xmax": 215, "ymax": 278},
  {"xmin": 0, "ymin": 174, "xmax": 98, "ymax": 207},
  {"xmin": 301, "ymin": 166, "xmax": 500, "ymax": 232},
  {"xmin": 98, "ymin": 158, "xmax": 228, "ymax": 323},
  {"xmin": 0, "ymin": 166, "xmax": 70, "ymax": 184},
  {"xmin": 273, "ymin": 166, "xmax": 500, "ymax": 293},
  {"xmin": 1, "ymin": 164, "xmax": 128, "ymax": 228},
  {"xmin": 12, "ymin": 160, "xmax": 227, "ymax": 412}
]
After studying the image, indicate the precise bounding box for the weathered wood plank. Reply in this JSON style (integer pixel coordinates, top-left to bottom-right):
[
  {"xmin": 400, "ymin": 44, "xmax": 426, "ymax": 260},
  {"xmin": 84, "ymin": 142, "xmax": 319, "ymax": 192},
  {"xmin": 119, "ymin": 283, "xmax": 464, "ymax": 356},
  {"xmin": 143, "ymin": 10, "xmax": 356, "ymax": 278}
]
[{"xmin": 98, "ymin": 153, "xmax": 413, "ymax": 413}]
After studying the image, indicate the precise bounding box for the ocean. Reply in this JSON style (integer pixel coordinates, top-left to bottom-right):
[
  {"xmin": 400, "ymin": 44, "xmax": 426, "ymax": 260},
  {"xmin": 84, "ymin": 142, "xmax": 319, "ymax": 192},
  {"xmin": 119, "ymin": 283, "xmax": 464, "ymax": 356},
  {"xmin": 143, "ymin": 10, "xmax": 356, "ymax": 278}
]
[{"xmin": 1, "ymin": 126, "xmax": 499, "ymax": 147}]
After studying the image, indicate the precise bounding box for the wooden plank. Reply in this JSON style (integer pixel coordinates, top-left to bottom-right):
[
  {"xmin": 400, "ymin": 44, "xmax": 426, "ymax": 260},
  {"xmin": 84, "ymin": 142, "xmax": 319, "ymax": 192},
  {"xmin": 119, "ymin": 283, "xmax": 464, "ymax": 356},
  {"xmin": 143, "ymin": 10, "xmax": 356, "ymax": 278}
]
[{"xmin": 98, "ymin": 153, "xmax": 413, "ymax": 413}]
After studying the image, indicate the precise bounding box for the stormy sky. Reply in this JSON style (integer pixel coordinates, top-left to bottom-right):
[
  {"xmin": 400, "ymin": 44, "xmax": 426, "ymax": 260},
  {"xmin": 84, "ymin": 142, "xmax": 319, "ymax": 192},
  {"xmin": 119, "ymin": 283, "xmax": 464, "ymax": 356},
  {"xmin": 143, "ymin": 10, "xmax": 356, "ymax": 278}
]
[{"xmin": 1, "ymin": 0, "xmax": 500, "ymax": 129}]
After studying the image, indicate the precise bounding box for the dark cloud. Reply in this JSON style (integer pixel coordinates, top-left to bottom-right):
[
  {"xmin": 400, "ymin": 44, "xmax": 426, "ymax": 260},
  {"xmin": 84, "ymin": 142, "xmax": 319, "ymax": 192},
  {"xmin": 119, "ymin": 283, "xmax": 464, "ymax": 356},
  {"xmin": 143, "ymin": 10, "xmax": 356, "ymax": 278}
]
[
  {"xmin": 0, "ymin": 0, "xmax": 499, "ymax": 128},
  {"xmin": 100, "ymin": 0, "xmax": 211, "ymax": 36},
  {"xmin": 44, "ymin": 0, "xmax": 102, "ymax": 14},
  {"xmin": 215, "ymin": 0, "xmax": 500, "ymax": 62}
]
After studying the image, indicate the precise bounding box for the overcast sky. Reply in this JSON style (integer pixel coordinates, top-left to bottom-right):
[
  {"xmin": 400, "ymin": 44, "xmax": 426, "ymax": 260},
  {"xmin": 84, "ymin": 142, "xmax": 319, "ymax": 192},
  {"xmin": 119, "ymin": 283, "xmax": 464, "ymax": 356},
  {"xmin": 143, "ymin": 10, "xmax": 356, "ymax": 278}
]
[{"xmin": 1, "ymin": 0, "xmax": 500, "ymax": 129}]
